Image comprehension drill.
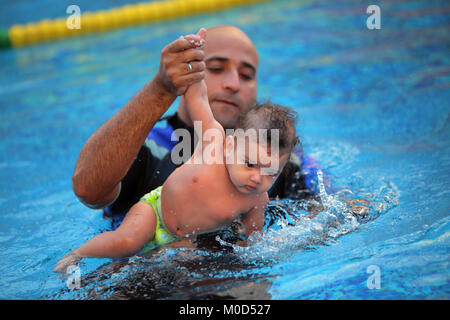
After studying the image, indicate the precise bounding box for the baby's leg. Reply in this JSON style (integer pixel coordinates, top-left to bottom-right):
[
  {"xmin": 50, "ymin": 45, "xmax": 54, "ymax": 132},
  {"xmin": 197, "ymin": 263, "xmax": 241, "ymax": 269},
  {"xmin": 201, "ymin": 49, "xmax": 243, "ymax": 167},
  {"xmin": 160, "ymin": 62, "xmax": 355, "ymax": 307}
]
[{"xmin": 53, "ymin": 202, "xmax": 157, "ymax": 273}]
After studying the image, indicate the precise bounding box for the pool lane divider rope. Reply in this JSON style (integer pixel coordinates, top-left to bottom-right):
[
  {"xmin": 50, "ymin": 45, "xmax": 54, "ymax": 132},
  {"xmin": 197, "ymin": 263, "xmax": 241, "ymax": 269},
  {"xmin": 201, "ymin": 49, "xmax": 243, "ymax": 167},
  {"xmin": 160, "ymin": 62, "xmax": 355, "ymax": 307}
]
[{"xmin": 1, "ymin": 0, "xmax": 268, "ymax": 49}]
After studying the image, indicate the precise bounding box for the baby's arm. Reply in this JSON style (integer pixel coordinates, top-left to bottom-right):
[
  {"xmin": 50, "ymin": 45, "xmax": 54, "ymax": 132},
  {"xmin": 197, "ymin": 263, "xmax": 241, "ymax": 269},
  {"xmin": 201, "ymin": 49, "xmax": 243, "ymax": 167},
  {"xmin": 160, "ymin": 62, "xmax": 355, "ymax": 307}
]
[
  {"xmin": 53, "ymin": 202, "xmax": 156, "ymax": 273},
  {"xmin": 183, "ymin": 29, "xmax": 224, "ymax": 137},
  {"xmin": 240, "ymin": 194, "xmax": 269, "ymax": 237}
]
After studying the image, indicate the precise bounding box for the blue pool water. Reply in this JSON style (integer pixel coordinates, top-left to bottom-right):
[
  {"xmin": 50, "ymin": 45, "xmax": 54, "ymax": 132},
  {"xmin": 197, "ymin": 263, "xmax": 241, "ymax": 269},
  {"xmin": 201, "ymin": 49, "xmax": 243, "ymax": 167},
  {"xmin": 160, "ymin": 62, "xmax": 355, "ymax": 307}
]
[{"xmin": 0, "ymin": 0, "xmax": 449, "ymax": 299}]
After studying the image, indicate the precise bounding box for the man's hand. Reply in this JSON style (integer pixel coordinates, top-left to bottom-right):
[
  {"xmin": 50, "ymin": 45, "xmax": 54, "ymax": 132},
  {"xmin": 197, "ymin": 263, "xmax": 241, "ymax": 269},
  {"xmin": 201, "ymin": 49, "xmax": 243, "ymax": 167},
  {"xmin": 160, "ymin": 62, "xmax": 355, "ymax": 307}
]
[
  {"xmin": 155, "ymin": 29, "xmax": 207, "ymax": 96},
  {"xmin": 183, "ymin": 29, "xmax": 208, "ymax": 104}
]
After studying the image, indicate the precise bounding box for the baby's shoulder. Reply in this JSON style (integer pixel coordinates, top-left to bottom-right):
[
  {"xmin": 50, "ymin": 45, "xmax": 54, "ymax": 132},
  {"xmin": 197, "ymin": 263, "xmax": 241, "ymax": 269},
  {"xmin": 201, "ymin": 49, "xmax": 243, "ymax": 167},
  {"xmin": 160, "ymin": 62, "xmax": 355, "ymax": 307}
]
[{"xmin": 245, "ymin": 192, "xmax": 269, "ymax": 210}]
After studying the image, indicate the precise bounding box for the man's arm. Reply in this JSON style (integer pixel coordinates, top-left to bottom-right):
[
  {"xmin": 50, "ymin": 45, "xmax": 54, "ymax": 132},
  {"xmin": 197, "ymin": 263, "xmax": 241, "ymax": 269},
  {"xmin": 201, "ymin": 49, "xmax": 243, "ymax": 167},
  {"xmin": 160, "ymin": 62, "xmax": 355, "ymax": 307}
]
[{"xmin": 72, "ymin": 35, "xmax": 206, "ymax": 208}]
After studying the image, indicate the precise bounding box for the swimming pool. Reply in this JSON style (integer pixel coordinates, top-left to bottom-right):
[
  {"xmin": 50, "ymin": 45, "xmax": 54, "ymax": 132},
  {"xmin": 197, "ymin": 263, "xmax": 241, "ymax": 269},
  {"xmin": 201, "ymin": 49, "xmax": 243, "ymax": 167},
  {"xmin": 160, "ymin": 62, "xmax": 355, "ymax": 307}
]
[{"xmin": 0, "ymin": 0, "xmax": 448, "ymax": 299}]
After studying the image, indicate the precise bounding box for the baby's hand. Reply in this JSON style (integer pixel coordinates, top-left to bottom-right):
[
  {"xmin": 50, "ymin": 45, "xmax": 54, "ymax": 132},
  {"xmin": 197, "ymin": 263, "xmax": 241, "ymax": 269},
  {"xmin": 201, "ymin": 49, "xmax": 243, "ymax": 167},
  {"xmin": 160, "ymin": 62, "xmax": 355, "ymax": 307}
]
[
  {"xmin": 182, "ymin": 28, "xmax": 206, "ymax": 48},
  {"xmin": 182, "ymin": 35, "xmax": 204, "ymax": 48},
  {"xmin": 53, "ymin": 250, "xmax": 84, "ymax": 273}
]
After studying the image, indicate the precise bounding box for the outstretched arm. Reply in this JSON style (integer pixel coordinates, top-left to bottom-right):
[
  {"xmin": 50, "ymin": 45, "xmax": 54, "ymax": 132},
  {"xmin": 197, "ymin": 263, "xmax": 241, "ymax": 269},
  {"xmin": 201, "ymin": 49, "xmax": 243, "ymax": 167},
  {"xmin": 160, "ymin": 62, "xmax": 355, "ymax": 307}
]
[
  {"xmin": 53, "ymin": 202, "xmax": 157, "ymax": 273},
  {"xmin": 72, "ymin": 34, "xmax": 206, "ymax": 208}
]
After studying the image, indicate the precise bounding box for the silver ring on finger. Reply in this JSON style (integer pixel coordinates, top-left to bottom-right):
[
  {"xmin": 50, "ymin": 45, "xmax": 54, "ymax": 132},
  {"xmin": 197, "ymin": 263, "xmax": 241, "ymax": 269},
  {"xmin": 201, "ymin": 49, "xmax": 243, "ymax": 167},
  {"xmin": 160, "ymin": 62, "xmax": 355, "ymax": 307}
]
[{"xmin": 187, "ymin": 62, "xmax": 193, "ymax": 73}]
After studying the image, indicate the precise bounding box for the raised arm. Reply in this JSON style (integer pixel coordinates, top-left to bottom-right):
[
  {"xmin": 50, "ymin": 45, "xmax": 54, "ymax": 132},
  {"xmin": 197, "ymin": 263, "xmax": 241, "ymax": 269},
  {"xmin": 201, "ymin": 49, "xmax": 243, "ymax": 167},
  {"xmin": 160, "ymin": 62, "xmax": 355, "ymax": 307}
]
[
  {"xmin": 183, "ymin": 29, "xmax": 224, "ymax": 138},
  {"xmin": 184, "ymin": 79, "xmax": 223, "ymax": 136},
  {"xmin": 72, "ymin": 35, "xmax": 206, "ymax": 208}
]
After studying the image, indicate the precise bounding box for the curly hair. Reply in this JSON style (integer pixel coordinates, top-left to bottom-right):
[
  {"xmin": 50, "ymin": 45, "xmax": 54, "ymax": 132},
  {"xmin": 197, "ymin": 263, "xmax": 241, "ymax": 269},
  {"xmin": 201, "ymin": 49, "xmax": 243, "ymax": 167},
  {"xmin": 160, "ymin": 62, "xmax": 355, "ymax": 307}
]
[{"xmin": 234, "ymin": 101, "xmax": 299, "ymax": 154}]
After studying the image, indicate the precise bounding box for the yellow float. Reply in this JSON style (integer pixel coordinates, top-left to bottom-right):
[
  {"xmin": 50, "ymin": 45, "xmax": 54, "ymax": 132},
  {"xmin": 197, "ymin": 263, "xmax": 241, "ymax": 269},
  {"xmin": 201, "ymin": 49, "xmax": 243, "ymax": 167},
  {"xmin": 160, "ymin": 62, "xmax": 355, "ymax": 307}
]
[{"xmin": 1, "ymin": 0, "xmax": 268, "ymax": 49}]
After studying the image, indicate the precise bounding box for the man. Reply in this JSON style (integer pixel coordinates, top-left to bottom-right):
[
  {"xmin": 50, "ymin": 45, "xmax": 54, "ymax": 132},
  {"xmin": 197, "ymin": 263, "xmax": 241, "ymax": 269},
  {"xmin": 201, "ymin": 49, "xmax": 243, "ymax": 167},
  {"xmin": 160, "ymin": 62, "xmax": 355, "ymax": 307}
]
[{"xmin": 72, "ymin": 25, "xmax": 322, "ymax": 230}]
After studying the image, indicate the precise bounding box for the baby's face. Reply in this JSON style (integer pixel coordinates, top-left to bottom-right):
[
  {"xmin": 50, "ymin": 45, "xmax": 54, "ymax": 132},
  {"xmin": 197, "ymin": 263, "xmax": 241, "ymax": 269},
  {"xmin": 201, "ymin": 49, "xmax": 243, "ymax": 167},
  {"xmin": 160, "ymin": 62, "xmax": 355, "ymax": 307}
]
[{"xmin": 224, "ymin": 135, "xmax": 290, "ymax": 194}]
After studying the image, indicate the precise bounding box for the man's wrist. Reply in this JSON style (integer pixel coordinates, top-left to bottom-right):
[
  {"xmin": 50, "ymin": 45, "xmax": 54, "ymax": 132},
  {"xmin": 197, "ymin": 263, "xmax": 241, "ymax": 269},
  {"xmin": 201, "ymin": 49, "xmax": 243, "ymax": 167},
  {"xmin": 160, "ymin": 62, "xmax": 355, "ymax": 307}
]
[{"xmin": 152, "ymin": 72, "xmax": 178, "ymax": 99}]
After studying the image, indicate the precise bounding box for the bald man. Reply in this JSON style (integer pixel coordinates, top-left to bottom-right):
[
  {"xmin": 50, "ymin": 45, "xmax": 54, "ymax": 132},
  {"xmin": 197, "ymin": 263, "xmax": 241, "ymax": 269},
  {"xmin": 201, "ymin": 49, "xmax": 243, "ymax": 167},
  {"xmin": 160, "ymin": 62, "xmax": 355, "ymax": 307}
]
[{"xmin": 72, "ymin": 26, "xmax": 322, "ymax": 230}]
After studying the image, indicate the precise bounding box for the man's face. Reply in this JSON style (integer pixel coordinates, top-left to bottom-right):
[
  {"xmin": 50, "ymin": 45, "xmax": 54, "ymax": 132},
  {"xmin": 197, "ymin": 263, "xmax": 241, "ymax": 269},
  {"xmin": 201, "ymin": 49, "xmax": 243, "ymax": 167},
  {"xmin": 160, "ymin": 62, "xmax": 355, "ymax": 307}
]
[{"xmin": 203, "ymin": 28, "xmax": 258, "ymax": 129}]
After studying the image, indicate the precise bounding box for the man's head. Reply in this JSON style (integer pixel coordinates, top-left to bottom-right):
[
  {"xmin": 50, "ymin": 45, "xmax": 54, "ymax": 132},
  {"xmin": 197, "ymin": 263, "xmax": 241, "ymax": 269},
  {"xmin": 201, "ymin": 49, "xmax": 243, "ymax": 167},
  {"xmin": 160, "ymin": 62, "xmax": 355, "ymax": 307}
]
[
  {"xmin": 180, "ymin": 25, "xmax": 259, "ymax": 129},
  {"xmin": 224, "ymin": 102, "xmax": 299, "ymax": 194}
]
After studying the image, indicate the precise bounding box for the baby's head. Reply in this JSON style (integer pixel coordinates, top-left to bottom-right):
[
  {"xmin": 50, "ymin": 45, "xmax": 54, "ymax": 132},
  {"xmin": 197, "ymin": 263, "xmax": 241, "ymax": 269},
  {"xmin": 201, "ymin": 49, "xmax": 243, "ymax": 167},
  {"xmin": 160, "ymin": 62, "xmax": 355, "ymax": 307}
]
[{"xmin": 224, "ymin": 101, "xmax": 299, "ymax": 194}]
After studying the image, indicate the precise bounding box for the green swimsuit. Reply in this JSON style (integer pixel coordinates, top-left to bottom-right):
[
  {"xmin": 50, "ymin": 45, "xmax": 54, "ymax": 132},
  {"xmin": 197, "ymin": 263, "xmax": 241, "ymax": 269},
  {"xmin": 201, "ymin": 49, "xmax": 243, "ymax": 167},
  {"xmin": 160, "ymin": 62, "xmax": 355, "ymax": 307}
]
[{"xmin": 139, "ymin": 186, "xmax": 179, "ymax": 253}]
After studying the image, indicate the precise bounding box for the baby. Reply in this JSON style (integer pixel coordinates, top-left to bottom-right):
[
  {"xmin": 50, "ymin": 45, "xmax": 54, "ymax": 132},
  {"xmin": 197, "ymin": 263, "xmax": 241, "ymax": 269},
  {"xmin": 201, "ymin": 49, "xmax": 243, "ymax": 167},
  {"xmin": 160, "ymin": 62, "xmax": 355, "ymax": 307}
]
[{"xmin": 54, "ymin": 31, "xmax": 298, "ymax": 273}]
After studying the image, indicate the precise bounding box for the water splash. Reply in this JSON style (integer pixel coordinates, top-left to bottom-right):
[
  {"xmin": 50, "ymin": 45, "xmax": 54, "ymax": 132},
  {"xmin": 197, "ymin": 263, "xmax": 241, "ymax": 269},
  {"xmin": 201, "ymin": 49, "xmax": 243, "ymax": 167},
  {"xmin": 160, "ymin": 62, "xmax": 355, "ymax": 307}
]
[
  {"xmin": 49, "ymin": 171, "xmax": 399, "ymax": 300},
  {"xmin": 230, "ymin": 170, "xmax": 399, "ymax": 264}
]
